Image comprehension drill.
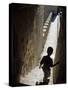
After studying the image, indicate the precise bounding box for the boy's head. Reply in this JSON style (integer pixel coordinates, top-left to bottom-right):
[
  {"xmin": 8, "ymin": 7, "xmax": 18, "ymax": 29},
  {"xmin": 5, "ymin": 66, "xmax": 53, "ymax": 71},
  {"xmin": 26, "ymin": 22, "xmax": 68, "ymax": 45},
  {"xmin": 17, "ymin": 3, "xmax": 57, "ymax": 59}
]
[{"xmin": 47, "ymin": 47, "xmax": 53, "ymax": 56}]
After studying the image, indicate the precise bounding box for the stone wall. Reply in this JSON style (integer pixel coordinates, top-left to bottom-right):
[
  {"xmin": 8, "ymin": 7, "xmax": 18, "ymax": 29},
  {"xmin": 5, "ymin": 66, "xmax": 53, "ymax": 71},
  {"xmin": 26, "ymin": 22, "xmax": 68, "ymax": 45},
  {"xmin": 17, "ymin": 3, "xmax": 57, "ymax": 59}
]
[
  {"xmin": 53, "ymin": 6, "xmax": 66, "ymax": 84},
  {"xmin": 12, "ymin": 4, "xmax": 45, "ymax": 83}
]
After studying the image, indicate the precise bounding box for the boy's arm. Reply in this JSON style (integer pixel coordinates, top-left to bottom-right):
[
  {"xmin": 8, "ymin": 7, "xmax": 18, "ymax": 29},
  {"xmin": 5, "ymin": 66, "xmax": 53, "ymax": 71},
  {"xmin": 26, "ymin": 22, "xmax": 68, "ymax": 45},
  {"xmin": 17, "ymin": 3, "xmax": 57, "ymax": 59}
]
[
  {"xmin": 39, "ymin": 57, "xmax": 45, "ymax": 68},
  {"xmin": 52, "ymin": 61, "xmax": 60, "ymax": 67},
  {"xmin": 39, "ymin": 60, "xmax": 43, "ymax": 68},
  {"xmin": 39, "ymin": 64, "xmax": 41, "ymax": 68}
]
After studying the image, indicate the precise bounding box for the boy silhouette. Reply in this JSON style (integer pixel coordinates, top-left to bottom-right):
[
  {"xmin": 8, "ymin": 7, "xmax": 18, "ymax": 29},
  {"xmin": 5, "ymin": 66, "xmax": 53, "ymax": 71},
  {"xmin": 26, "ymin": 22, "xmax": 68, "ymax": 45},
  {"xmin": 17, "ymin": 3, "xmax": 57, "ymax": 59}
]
[{"xmin": 39, "ymin": 47, "xmax": 59, "ymax": 83}]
